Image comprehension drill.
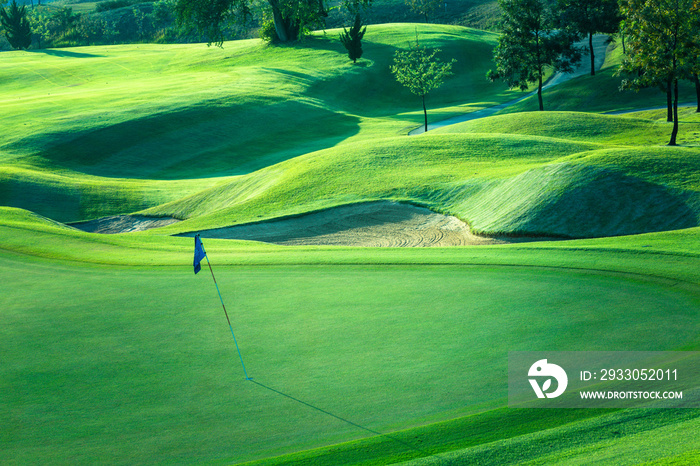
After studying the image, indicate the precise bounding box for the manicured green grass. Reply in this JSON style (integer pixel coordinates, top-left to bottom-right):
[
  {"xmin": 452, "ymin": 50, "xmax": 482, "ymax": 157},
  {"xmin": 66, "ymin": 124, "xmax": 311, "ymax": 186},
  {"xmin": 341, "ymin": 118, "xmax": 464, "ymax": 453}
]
[
  {"xmin": 0, "ymin": 24, "xmax": 526, "ymax": 222},
  {"xmin": 402, "ymin": 409, "xmax": 700, "ymax": 465},
  {"xmin": 139, "ymin": 133, "xmax": 601, "ymax": 229},
  {"xmin": 2, "ymin": 243, "xmax": 698, "ymax": 464},
  {"xmin": 133, "ymin": 110, "xmax": 699, "ymax": 239},
  {"xmin": 2, "ymin": 206, "xmax": 700, "ymax": 283},
  {"xmin": 244, "ymin": 409, "xmax": 700, "ymax": 465},
  {"xmin": 0, "ymin": 164, "xmax": 220, "ymax": 222},
  {"xmin": 432, "ymin": 110, "xmax": 700, "ymax": 147},
  {"xmin": 0, "ymin": 25, "xmax": 515, "ymax": 178}
]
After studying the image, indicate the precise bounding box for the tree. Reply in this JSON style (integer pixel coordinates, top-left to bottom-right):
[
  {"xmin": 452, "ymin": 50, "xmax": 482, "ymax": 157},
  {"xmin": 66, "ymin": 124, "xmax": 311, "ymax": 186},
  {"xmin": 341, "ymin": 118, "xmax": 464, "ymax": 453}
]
[
  {"xmin": 692, "ymin": 29, "xmax": 700, "ymax": 113},
  {"xmin": 618, "ymin": 0, "xmax": 700, "ymax": 145},
  {"xmin": 174, "ymin": 0, "xmax": 250, "ymax": 46},
  {"xmin": 1, "ymin": 0, "xmax": 32, "ymax": 50},
  {"xmin": 405, "ymin": 0, "xmax": 443, "ymax": 23},
  {"xmin": 557, "ymin": 0, "xmax": 621, "ymax": 75},
  {"xmin": 339, "ymin": 13, "xmax": 366, "ymax": 63},
  {"xmin": 175, "ymin": 0, "xmax": 370, "ymax": 45},
  {"xmin": 487, "ymin": 0, "xmax": 581, "ymax": 111},
  {"xmin": 391, "ymin": 42, "xmax": 455, "ymax": 132}
]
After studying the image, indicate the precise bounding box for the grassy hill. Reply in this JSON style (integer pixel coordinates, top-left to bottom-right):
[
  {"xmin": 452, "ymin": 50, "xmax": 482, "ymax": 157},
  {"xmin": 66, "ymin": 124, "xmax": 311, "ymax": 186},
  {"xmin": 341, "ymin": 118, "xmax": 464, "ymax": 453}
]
[
  {"xmin": 1, "ymin": 22, "xmax": 699, "ymax": 466},
  {"xmin": 137, "ymin": 110, "xmax": 700, "ymax": 239},
  {"xmin": 1, "ymin": 24, "xmax": 525, "ymax": 221}
]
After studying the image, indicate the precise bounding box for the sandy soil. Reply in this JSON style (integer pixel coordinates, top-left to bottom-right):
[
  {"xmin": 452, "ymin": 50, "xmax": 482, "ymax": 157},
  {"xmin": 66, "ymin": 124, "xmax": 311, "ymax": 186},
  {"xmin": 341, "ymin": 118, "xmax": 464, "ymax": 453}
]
[
  {"xmin": 70, "ymin": 215, "xmax": 180, "ymax": 234},
  {"xmin": 184, "ymin": 201, "xmax": 509, "ymax": 247}
]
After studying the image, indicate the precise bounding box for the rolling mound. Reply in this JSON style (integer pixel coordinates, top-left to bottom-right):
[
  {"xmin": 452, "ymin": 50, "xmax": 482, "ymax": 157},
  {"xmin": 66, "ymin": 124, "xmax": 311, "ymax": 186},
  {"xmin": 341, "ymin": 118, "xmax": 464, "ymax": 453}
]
[
  {"xmin": 431, "ymin": 111, "xmax": 669, "ymax": 144},
  {"xmin": 461, "ymin": 163, "xmax": 700, "ymax": 237},
  {"xmin": 1, "ymin": 25, "xmax": 515, "ymax": 181},
  {"xmin": 70, "ymin": 215, "xmax": 180, "ymax": 234},
  {"xmin": 144, "ymin": 127, "xmax": 699, "ymax": 240}
]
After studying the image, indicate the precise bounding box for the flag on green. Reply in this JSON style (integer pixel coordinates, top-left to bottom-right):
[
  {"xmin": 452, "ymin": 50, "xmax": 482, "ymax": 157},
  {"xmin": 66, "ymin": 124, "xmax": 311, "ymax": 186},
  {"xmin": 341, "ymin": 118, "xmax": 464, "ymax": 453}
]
[{"xmin": 193, "ymin": 235, "xmax": 206, "ymax": 274}]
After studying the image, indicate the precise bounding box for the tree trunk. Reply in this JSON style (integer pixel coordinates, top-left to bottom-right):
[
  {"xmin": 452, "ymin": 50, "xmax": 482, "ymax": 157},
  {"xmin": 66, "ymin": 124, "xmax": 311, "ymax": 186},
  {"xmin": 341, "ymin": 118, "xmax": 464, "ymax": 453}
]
[
  {"xmin": 422, "ymin": 95, "xmax": 428, "ymax": 132},
  {"xmin": 270, "ymin": 5, "xmax": 289, "ymax": 42},
  {"xmin": 537, "ymin": 74, "xmax": 544, "ymax": 111},
  {"xmin": 695, "ymin": 74, "xmax": 700, "ymax": 113},
  {"xmin": 268, "ymin": 0, "xmax": 299, "ymax": 42},
  {"xmin": 669, "ymin": 79, "xmax": 679, "ymax": 146},
  {"xmin": 621, "ymin": 31, "xmax": 625, "ymax": 54},
  {"xmin": 666, "ymin": 77, "xmax": 673, "ymax": 122},
  {"xmin": 589, "ymin": 32, "xmax": 595, "ymax": 76}
]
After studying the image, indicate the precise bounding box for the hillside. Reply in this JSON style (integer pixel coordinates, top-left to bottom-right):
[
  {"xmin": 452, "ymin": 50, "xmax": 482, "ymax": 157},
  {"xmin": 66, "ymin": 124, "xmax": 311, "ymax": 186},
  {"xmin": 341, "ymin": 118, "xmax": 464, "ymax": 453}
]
[
  {"xmin": 134, "ymin": 110, "xmax": 699, "ymax": 239},
  {"xmin": 1, "ymin": 24, "xmax": 534, "ymax": 223}
]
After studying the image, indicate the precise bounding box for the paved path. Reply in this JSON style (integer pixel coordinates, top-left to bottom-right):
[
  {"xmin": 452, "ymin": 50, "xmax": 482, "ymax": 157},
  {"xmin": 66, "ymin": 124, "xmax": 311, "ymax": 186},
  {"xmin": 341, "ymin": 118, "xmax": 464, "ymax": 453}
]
[{"xmin": 409, "ymin": 34, "xmax": 610, "ymax": 135}]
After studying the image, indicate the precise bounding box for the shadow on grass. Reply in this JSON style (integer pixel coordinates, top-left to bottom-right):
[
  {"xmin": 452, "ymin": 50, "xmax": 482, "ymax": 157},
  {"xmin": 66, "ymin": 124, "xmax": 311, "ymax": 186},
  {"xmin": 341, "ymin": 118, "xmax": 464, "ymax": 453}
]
[
  {"xmin": 28, "ymin": 49, "xmax": 104, "ymax": 58},
  {"xmin": 30, "ymin": 99, "xmax": 360, "ymax": 179},
  {"xmin": 249, "ymin": 379, "xmax": 445, "ymax": 463}
]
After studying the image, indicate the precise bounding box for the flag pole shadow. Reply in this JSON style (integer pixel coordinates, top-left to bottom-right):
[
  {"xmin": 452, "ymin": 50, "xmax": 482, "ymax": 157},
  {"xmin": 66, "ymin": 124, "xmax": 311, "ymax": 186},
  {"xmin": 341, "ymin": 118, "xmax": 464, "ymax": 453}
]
[{"xmin": 249, "ymin": 379, "xmax": 445, "ymax": 463}]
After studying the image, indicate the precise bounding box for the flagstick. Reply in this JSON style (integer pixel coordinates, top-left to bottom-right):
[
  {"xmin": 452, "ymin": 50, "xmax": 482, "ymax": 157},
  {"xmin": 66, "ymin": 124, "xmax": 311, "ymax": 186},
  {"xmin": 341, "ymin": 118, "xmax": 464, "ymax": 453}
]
[{"xmin": 205, "ymin": 255, "xmax": 251, "ymax": 381}]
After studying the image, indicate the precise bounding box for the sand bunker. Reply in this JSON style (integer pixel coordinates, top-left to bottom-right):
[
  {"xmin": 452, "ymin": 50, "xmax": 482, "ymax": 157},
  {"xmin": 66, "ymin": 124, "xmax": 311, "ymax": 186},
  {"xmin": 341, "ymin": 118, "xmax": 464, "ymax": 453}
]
[
  {"xmin": 187, "ymin": 201, "xmax": 505, "ymax": 247},
  {"xmin": 70, "ymin": 215, "xmax": 180, "ymax": 234}
]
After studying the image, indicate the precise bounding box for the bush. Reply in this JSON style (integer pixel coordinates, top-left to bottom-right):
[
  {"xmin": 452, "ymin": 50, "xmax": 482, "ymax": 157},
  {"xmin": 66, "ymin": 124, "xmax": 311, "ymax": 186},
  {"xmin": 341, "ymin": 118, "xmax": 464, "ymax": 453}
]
[
  {"xmin": 96, "ymin": 0, "xmax": 134, "ymax": 13},
  {"xmin": 259, "ymin": 16, "xmax": 278, "ymax": 43}
]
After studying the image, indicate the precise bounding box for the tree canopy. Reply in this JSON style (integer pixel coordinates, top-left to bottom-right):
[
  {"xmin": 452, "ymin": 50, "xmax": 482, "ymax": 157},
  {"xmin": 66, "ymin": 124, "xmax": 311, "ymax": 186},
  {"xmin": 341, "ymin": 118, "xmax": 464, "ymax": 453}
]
[
  {"xmin": 1, "ymin": 0, "xmax": 32, "ymax": 50},
  {"xmin": 339, "ymin": 14, "xmax": 366, "ymax": 63},
  {"xmin": 557, "ymin": 0, "xmax": 621, "ymax": 75},
  {"xmin": 176, "ymin": 0, "xmax": 371, "ymax": 45},
  {"xmin": 405, "ymin": 0, "xmax": 443, "ymax": 23},
  {"xmin": 392, "ymin": 43, "xmax": 455, "ymax": 132},
  {"xmin": 618, "ymin": 0, "xmax": 700, "ymax": 145},
  {"xmin": 487, "ymin": 0, "xmax": 581, "ymax": 111}
]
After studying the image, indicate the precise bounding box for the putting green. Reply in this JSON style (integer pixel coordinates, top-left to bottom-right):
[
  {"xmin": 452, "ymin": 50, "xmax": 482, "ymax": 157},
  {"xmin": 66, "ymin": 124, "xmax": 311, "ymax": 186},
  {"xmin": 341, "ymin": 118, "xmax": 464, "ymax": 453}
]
[{"xmin": 2, "ymin": 253, "xmax": 697, "ymax": 464}]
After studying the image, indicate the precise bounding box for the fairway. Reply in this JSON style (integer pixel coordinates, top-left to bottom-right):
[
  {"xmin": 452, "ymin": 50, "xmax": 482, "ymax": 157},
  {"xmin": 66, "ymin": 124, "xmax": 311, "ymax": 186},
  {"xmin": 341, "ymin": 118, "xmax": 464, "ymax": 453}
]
[{"xmin": 2, "ymin": 249, "xmax": 698, "ymax": 464}]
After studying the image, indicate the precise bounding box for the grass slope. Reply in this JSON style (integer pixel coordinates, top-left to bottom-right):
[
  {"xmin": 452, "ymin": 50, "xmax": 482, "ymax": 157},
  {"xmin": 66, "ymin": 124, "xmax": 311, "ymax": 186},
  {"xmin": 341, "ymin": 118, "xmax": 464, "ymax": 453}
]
[
  {"xmin": 1, "ymin": 24, "xmax": 523, "ymax": 221},
  {"xmin": 0, "ymin": 25, "xmax": 513, "ymax": 178},
  {"xmin": 0, "ymin": 164, "xmax": 219, "ymax": 222},
  {"xmin": 136, "ymin": 111, "xmax": 700, "ymax": 239}
]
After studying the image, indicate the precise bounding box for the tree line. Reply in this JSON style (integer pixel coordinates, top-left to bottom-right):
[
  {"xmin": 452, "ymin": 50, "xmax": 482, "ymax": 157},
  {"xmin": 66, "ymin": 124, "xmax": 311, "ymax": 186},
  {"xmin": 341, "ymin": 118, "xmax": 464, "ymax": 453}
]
[{"xmin": 487, "ymin": 0, "xmax": 699, "ymax": 145}]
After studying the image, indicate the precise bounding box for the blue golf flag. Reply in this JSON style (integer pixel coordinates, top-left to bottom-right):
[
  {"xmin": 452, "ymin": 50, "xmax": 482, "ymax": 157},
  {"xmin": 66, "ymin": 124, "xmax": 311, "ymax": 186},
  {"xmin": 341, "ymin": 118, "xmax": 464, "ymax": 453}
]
[{"xmin": 193, "ymin": 235, "xmax": 207, "ymax": 274}]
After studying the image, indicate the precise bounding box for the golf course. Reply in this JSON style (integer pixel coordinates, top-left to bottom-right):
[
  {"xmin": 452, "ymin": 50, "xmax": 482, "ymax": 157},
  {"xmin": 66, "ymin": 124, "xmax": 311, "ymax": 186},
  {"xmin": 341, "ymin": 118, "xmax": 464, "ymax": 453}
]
[{"xmin": 1, "ymin": 19, "xmax": 699, "ymax": 465}]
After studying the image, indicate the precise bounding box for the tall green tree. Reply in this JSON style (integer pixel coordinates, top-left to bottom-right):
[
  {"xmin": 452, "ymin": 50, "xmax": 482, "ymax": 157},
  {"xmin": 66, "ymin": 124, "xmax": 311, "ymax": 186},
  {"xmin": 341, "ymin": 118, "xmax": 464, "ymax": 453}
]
[
  {"xmin": 176, "ymin": 0, "xmax": 370, "ymax": 45},
  {"xmin": 692, "ymin": 28, "xmax": 700, "ymax": 113},
  {"xmin": 404, "ymin": 0, "xmax": 443, "ymax": 23},
  {"xmin": 391, "ymin": 42, "xmax": 455, "ymax": 132},
  {"xmin": 339, "ymin": 13, "xmax": 366, "ymax": 63},
  {"xmin": 557, "ymin": 0, "xmax": 621, "ymax": 75},
  {"xmin": 487, "ymin": 0, "xmax": 581, "ymax": 111},
  {"xmin": 1, "ymin": 0, "xmax": 32, "ymax": 50},
  {"xmin": 618, "ymin": 0, "xmax": 700, "ymax": 145},
  {"xmin": 694, "ymin": 73, "xmax": 700, "ymax": 113},
  {"xmin": 174, "ymin": 0, "xmax": 250, "ymax": 46}
]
